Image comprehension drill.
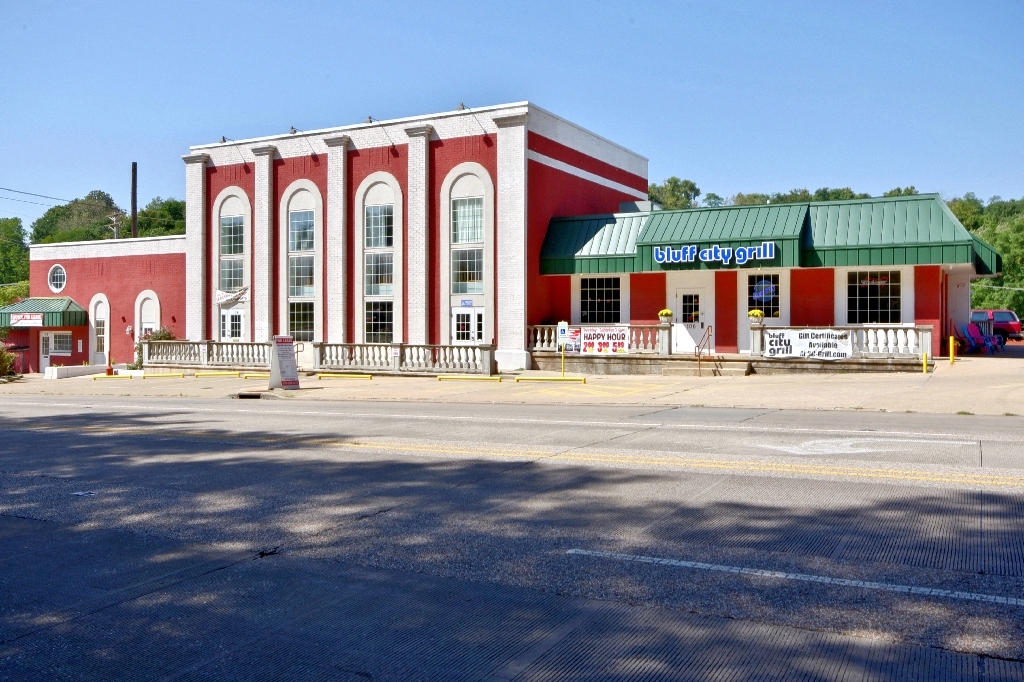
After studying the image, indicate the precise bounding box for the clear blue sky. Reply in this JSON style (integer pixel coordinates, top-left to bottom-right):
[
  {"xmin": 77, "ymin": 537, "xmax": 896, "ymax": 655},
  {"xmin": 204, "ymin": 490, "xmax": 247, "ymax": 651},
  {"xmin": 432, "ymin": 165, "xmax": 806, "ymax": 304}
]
[{"xmin": 2, "ymin": 0, "xmax": 1022, "ymax": 228}]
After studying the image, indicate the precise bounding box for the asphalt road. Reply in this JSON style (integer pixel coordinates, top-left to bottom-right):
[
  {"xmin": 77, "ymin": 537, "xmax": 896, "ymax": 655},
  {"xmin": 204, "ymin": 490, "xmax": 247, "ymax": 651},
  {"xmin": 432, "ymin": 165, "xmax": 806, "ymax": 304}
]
[{"xmin": 2, "ymin": 397, "xmax": 1024, "ymax": 680}]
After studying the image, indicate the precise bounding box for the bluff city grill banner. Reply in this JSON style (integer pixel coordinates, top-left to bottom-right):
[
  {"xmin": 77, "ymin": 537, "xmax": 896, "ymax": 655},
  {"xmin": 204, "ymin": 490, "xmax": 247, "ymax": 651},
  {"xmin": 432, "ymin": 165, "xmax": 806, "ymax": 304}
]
[
  {"xmin": 763, "ymin": 329, "xmax": 853, "ymax": 360},
  {"xmin": 580, "ymin": 327, "xmax": 628, "ymax": 355}
]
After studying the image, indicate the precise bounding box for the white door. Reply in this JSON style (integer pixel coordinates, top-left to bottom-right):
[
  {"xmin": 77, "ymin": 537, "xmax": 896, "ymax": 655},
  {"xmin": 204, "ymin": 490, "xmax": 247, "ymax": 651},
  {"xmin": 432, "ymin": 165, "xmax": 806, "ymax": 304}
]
[
  {"xmin": 673, "ymin": 289, "xmax": 708, "ymax": 353},
  {"xmin": 93, "ymin": 301, "xmax": 108, "ymax": 365},
  {"xmin": 39, "ymin": 332, "xmax": 51, "ymax": 372},
  {"xmin": 220, "ymin": 310, "xmax": 245, "ymax": 342},
  {"xmin": 451, "ymin": 308, "xmax": 484, "ymax": 345}
]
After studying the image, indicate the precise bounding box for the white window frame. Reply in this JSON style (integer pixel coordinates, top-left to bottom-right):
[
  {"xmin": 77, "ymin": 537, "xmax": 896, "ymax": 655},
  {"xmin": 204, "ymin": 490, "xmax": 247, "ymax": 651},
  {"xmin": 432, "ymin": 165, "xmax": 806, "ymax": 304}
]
[
  {"xmin": 51, "ymin": 331, "xmax": 73, "ymax": 356},
  {"xmin": 833, "ymin": 266, "xmax": 914, "ymax": 327},
  {"xmin": 277, "ymin": 180, "xmax": 324, "ymax": 343},
  {"xmin": 47, "ymin": 264, "xmax": 67, "ymax": 293},
  {"xmin": 354, "ymin": 172, "xmax": 404, "ymax": 344},
  {"xmin": 212, "ymin": 187, "xmax": 252, "ymax": 342}
]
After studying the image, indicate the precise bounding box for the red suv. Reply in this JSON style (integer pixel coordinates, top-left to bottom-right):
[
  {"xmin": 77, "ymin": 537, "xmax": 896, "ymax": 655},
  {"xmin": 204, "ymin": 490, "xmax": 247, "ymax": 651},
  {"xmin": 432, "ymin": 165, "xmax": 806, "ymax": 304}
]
[{"xmin": 971, "ymin": 309, "xmax": 1022, "ymax": 345}]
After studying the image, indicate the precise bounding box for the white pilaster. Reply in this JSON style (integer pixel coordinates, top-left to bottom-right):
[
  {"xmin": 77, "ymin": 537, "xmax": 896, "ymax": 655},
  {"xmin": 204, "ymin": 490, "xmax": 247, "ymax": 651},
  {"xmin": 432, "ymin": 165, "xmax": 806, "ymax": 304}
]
[
  {"xmin": 324, "ymin": 135, "xmax": 350, "ymax": 343},
  {"xmin": 251, "ymin": 145, "xmax": 276, "ymax": 342},
  {"xmin": 492, "ymin": 113, "xmax": 531, "ymax": 371},
  {"xmin": 182, "ymin": 153, "xmax": 209, "ymax": 341},
  {"xmin": 404, "ymin": 124, "xmax": 432, "ymax": 345}
]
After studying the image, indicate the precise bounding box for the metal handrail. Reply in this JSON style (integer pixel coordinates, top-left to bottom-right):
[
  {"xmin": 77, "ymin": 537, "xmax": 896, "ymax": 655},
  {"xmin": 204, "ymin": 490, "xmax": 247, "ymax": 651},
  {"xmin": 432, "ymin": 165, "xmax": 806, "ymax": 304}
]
[{"xmin": 694, "ymin": 325, "xmax": 713, "ymax": 377}]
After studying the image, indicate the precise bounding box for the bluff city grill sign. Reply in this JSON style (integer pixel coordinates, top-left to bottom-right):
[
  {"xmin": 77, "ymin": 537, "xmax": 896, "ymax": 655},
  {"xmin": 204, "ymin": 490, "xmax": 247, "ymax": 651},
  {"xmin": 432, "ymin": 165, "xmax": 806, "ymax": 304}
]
[{"xmin": 653, "ymin": 241, "xmax": 776, "ymax": 266}]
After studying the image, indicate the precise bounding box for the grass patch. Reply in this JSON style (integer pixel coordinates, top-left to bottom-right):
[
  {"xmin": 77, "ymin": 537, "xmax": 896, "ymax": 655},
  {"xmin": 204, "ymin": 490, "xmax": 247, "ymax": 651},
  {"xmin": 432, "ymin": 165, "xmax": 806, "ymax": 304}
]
[
  {"xmin": 956, "ymin": 410, "xmax": 974, "ymax": 415},
  {"xmin": 1004, "ymin": 412, "xmax": 1018, "ymax": 417}
]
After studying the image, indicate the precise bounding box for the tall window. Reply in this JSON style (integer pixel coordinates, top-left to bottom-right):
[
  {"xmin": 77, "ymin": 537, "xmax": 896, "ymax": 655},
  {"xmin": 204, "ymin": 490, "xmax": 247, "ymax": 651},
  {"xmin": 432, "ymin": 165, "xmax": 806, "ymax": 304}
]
[
  {"xmin": 365, "ymin": 204, "xmax": 394, "ymax": 343},
  {"xmin": 451, "ymin": 197, "xmax": 484, "ymax": 295},
  {"xmin": 748, "ymin": 274, "xmax": 780, "ymax": 318},
  {"xmin": 94, "ymin": 320, "xmax": 106, "ymax": 353},
  {"xmin": 219, "ymin": 215, "xmax": 244, "ymax": 291},
  {"xmin": 847, "ymin": 271, "xmax": 901, "ymax": 324},
  {"xmin": 288, "ymin": 210, "xmax": 315, "ymax": 341},
  {"xmin": 581, "ymin": 277, "xmax": 620, "ymax": 324}
]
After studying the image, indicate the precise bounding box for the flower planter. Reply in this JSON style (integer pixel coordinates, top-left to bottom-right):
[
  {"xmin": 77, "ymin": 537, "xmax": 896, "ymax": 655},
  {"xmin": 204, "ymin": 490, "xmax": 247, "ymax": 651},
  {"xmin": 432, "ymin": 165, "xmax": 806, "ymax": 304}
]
[{"xmin": 659, "ymin": 316, "xmax": 672, "ymax": 324}]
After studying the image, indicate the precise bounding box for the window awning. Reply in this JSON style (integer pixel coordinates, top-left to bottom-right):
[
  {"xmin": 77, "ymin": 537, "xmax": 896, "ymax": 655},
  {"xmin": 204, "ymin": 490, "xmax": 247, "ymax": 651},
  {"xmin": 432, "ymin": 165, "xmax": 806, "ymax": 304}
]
[
  {"xmin": 0, "ymin": 297, "xmax": 88, "ymax": 328},
  {"xmin": 540, "ymin": 194, "xmax": 1003, "ymax": 276}
]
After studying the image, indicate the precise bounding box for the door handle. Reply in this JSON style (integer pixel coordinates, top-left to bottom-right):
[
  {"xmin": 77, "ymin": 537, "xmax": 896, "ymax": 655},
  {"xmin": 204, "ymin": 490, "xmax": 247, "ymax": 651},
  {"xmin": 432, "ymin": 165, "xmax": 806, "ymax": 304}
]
[{"xmin": 701, "ymin": 322, "xmax": 705, "ymax": 329}]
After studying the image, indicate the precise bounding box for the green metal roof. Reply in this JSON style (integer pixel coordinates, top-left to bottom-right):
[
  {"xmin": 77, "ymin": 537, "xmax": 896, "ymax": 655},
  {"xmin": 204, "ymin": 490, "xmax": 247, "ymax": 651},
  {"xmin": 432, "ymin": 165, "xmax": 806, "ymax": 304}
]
[
  {"xmin": 0, "ymin": 297, "xmax": 87, "ymax": 328},
  {"xmin": 540, "ymin": 213, "xmax": 647, "ymax": 274},
  {"xmin": 539, "ymin": 193, "xmax": 1004, "ymax": 276}
]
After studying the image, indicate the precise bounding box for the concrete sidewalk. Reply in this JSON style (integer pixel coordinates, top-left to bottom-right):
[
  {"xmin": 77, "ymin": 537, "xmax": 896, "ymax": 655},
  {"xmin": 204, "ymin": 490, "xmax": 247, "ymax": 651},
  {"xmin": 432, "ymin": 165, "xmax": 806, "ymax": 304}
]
[{"xmin": 4, "ymin": 344, "xmax": 1024, "ymax": 416}]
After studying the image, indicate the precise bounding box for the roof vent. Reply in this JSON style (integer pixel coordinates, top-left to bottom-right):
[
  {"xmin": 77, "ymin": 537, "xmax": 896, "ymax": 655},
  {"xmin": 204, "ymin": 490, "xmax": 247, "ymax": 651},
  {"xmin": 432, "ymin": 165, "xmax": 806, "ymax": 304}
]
[{"xmin": 619, "ymin": 200, "xmax": 661, "ymax": 213}]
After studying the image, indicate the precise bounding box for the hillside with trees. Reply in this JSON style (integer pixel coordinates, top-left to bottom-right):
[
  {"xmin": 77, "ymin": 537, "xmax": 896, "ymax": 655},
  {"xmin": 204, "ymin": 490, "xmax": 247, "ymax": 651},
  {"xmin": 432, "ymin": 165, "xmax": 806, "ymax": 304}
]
[
  {"xmin": 648, "ymin": 177, "xmax": 1023, "ymax": 310},
  {"xmin": 27, "ymin": 191, "xmax": 185, "ymax": 245}
]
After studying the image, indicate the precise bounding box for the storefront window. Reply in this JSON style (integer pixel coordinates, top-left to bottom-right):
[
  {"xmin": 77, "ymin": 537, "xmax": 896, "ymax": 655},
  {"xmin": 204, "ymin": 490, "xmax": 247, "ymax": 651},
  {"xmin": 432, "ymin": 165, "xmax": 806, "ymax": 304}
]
[
  {"xmin": 748, "ymin": 274, "xmax": 779, "ymax": 317},
  {"xmin": 847, "ymin": 271, "xmax": 901, "ymax": 324},
  {"xmin": 365, "ymin": 301, "xmax": 393, "ymax": 344},
  {"xmin": 52, "ymin": 332, "xmax": 72, "ymax": 354},
  {"xmin": 581, "ymin": 277, "xmax": 620, "ymax": 324}
]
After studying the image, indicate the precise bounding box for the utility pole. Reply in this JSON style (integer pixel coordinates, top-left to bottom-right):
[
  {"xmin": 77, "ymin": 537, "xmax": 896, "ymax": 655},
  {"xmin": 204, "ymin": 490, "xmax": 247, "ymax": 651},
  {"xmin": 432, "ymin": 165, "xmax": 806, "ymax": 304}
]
[{"xmin": 131, "ymin": 162, "xmax": 138, "ymax": 238}]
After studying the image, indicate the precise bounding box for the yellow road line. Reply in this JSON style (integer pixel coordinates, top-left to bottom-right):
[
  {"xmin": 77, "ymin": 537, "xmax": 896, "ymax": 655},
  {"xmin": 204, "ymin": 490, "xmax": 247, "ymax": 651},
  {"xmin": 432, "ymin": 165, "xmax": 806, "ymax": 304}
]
[
  {"xmin": 142, "ymin": 373, "xmax": 185, "ymax": 379},
  {"xmin": 515, "ymin": 376, "xmax": 586, "ymax": 384},
  {"xmin": 195, "ymin": 371, "xmax": 242, "ymax": 378},
  {"xmin": 92, "ymin": 374, "xmax": 132, "ymax": 380},
  {"xmin": 318, "ymin": 373, "xmax": 372, "ymax": 380},
  {"xmin": 437, "ymin": 375, "xmax": 502, "ymax": 382}
]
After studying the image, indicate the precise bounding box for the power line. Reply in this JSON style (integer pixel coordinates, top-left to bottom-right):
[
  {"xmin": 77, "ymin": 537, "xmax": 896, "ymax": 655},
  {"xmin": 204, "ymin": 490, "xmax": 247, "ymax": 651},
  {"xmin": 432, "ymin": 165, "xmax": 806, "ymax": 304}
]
[{"xmin": 972, "ymin": 282, "xmax": 1024, "ymax": 293}]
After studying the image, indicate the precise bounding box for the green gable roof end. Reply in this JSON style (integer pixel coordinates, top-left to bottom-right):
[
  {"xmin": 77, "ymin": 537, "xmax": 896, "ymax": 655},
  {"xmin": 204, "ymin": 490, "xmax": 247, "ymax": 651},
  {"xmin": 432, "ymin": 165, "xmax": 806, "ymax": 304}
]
[{"xmin": 0, "ymin": 297, "xmax": 88, "ymax": 328}]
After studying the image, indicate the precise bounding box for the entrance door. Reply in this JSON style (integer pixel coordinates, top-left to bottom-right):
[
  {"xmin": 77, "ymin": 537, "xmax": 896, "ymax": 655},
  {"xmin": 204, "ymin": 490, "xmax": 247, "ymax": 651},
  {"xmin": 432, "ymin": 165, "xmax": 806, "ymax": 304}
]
[
  {"xmin": 673, "ymin": 289, "xmax": 707, "ymax": 353},
  {"xmin": 39, "ymin": 332, "xmax": 51, "ymax": 372},
  {"xmin": 220, "ymin": 310, "xmax": 244, "ymax": 342},
  {"xmin": 451, "ymin": 308, "xmax": 484, "ymax": 345}
]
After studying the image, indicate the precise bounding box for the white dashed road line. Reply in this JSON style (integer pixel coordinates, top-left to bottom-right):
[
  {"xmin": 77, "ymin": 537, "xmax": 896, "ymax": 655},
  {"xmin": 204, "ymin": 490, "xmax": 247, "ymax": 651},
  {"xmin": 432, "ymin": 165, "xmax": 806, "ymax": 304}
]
[{"xmin": 567, "ymin": 548, "xmax": 1024, "ymax": 608}]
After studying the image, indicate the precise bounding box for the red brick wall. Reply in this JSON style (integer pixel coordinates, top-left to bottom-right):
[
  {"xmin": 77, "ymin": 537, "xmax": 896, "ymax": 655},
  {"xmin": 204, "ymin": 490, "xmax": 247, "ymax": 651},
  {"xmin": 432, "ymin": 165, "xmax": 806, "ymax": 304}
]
[
  {"xmin": 630, "ymin": 272, "xmax": 667, "ymax": 325},
  {"xmin": 347, "ymin": 144, "xmax": 408, "ymax": 342},
  {"xmin": 715, "ymin": 271, "xmax": 738, "ymax": 353},
  {"xmin": 915, "ymin": 265, "xmax": 942, "ymax": 357},
  {"xmin": 29, "ymin": 253, "xmax": 185, "ymax": 370},
  {"xmin": 429, "ymin": 134, "xmax": 497, "ymax": 343},
  {"xmin": 791, "ymin": 268, "xmax": 835, "ymax": 326}
]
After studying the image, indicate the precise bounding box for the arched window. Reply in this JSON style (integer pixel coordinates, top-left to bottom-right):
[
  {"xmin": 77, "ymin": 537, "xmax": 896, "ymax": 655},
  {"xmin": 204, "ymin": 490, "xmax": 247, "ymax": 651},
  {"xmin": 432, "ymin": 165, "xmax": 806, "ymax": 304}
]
[
  {"xmin": 355, "ymin": 173, "xmax": 404, "ymax": 344},
  {"xmin": 440, "ymin": 163, "xmax": 494, "ymax": 345},
  {"xmin": 286, "ymin": 190, "xmax": 315, "ymax": 342},
  {"xmin": 89, "ymin": 294, "xmax": 109, "ymax": 365},
  {"xmin": 213, "ymin": 188, "xmax": 251, "ymax": 342},
  {"xmin": 219, "ymin": 196, "xmax": 245, "ymax": 292},
  {"xmin": 134, "ymin": 290, "xmax": 161, "ymax": 343}
]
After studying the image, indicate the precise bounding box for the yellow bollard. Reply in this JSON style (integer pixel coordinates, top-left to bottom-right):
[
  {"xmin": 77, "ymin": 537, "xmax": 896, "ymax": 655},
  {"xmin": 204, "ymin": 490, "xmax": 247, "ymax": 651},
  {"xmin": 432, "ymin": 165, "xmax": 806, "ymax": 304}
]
[
  {"xmin": 949, "ymin": 335, "xmax": 955, "ymax": 364},
  {"xmin": 922, "ymin": 352, "xmax": 928, "ymax": 374}
]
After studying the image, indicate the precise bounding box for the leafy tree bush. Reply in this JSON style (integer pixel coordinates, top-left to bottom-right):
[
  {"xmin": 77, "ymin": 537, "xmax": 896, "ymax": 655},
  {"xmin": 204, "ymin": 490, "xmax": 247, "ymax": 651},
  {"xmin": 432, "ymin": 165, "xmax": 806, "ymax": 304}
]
[
  {"xmin": 128, "ymin": 326, "xmax": 178, "ymax": 369},
  {"xmin": 0, "ymin": 218, "xmax": 28, "ymax": 283},
  {"xmin": 30, "ymin": 190, "xmax": 122, "ymax": 243},
  {"xmin": 0, "ymin": 281, "xmax": 28, "ymax": 308}
]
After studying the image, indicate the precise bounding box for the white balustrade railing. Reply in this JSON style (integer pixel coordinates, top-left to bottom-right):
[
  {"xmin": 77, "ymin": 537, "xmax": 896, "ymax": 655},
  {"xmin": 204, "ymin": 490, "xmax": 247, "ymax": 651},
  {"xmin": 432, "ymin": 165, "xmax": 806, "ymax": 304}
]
[
  {"xmin": 143, "ymin": 340, "xmax": 270, "ymax": 368},
  {"xmin": 314, "ymin": 343, "xmax": 494, "ymax": 375},
  {"xmin": 751, "ymin": 325, "xmax": 933, "ymax": 359},
  {"xmin": 527, "ymin": 325, "xmax": 668, "ymax": 354}
]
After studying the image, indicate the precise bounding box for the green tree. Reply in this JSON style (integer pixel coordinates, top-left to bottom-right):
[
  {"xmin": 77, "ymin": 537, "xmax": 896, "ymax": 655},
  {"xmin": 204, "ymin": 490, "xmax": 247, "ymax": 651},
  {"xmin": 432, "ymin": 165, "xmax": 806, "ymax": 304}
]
[
  {"xmin": 811, "ymin": 187, "xmax": 870, "ymax": 201},
  {"xmin": 704, "ymin": 192, "xmax": 725, "ymax": 208},
  {"xmin": 136, "ymin": 197, "xmax": 186, "ymax": 237},
  {"xmin": 0, "ymin": 218, "xmax": 29, "ymax": 283},
  {"xmin": 30, "ymin": 190, "xmax": 122, "ymax": 244},
  {"xmin": 947, "ymin": 193, "xmax": 985, "ymax": 233},
  {"xmin": 883, "ymin": 186, "xmax": 918, "ymax": 197},
  {"xmin": 0, "ymin": 280, "xmax": 29, "ymax": 308},
  {"xmin": 731, "ymin": 192, "xmax": 771, "ymax": 206},
  {"xmin": 648, "ymin": 177, "xmax": 700, "ymax": 209}
]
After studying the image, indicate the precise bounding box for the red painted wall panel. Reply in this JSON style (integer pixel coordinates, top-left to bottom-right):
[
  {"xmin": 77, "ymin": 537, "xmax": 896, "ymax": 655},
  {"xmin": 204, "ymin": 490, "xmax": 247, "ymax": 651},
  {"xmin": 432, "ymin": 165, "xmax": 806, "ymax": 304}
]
[
  {"xmin": 347, "ymin": 144, "xmax": 408, "ymax": 342},
  {"xmin": 527, "ymin": 132, "xmax": 647, "ymax": 193},
  {"xmin": 206, "ymin": 162, "xmax": 255, "ymax": 339},
  {"xmin": 790, "ymin": 268, "xmax": 834, "ymax": 326},
  {"xmin": 527, "ymin": 161, "xmax": 640, "ymax": 327},
  {"xmin": 915, "ymin": 265, "xmax": 942, "ymax": 357},
  {"xmin": 29, "ymin": 253, "xmax": 186, "ymax": 371},
  {"xmin": 715, "ymin": 271, "xmax": 738, "ymax": 353},
  {"xmin": 274, "ymin": 154, "xmax": 328, "ymax": 336},
  {"xmin": 630, "ymin": 273, "xmax": 667, "ymax": 325},
  {"xmin": 542, "ymin": 276, "xmax": 572, "ymax": 325},
  {"xmin": 429, "ymin": 134, "xmax": 497, "ymax": 343}
]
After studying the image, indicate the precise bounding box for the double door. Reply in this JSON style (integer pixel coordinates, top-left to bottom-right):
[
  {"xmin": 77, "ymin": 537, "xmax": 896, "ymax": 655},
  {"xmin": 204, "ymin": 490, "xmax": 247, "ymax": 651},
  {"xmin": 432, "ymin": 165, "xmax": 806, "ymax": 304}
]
[{"xmin": 451, "ymin": 308, "xmax": 484, "ymax": 345}]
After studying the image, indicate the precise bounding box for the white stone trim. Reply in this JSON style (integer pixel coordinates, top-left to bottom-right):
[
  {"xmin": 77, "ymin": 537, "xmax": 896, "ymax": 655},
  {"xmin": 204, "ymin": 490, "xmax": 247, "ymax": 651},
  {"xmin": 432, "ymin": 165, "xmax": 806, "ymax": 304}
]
[
  {"xmin": 31, "ymin": 235, "xmax": 186, "ymax": 261},
  {"xmin": 354, "ymin": 172, "xmax": 404, "ymax": 344},
  {"xmin": 526, "ymin": 104, "xmax": 648, "ymax": 177},
  {"xmin": 88, "ymin": 293, "xmax": 110, "ymax": 365},
  {"xmin": 211, "ymin": 187, "xmax": 252, "ymax": 342},
  {"xmin": 252, "ymin": 146, "xmax": 275, "ymax": 342},
  {"xmin": 278, "ymin": 179, "xmax": 325, "ymax": 343},
  {"xmin": 526, "ymin": 150, "xmax": 647, "ymax": 200},
  {"xmin": 324, "ymin": 135, "xmax": 350, "ymax": 342},
  {"xmin": 134, "ymin": 289, "xmax": 161, "ymax": 343},
  {"xmin": 439, "ymin": 162, "xmax": 495, "ymax": 345},
  {"xmin": 495, "ymin": 116, "xmax": 530, "ymax": 371},
  {"xmin": 404, "ymin": 125, "xmax": 432, "ymax": 344},
  {"xmin": 183, "ymin": 154, "xmax": 208, "ymax": 341}
]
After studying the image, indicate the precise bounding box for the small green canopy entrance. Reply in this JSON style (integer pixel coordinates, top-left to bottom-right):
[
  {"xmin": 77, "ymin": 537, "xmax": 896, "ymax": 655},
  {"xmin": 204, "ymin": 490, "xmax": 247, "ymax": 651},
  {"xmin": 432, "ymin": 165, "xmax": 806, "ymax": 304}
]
[{"xmin": 0, "ymin": 297, "xmax": 88, "ymax": 328}]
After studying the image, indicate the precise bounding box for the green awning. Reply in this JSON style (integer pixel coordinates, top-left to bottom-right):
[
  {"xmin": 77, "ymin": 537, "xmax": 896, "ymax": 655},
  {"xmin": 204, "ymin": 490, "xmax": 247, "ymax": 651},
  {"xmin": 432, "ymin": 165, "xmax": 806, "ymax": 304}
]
[
  {"xmin": 0, "ymin": 297, "xmax": 88, "ymax": 328},
  {"xmin": 540, "ymin": 194, "xmax": 1003, "ymax": 276}
]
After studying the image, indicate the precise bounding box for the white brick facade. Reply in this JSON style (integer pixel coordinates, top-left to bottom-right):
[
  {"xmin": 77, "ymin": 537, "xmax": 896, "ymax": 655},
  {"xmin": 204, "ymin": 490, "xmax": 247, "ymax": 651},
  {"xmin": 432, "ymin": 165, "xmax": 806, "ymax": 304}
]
[
  {"xmin": 493, "ymin": 113, "xmax": 531, "ymax": 371},
  {"xmin": 324, "ymin": 135, "xmax": 350, "ymax": 343},
  {"xmin": 183, "ymin": 153, "xmax": 208, "ymax": 341},
  {"xmin": 251, "ymin": 146, "xmax": 276, "ymax": 343},
  {"xmin": 404, "ymin": 125, "xmax": 431, "ymax": 345}
]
